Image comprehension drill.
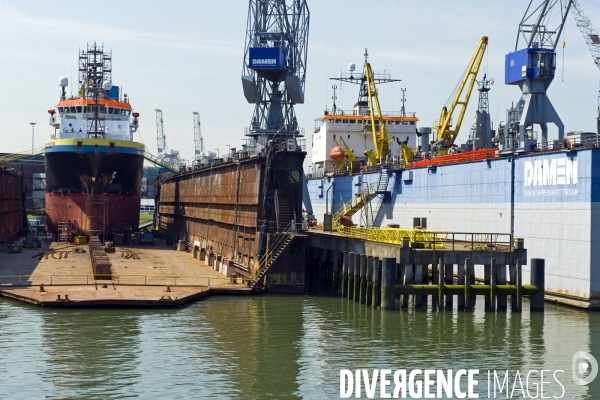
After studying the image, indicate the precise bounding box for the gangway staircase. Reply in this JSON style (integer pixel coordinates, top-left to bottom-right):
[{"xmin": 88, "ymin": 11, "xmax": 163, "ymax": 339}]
[
  {"xmin": 250, "ymin": 221, "xmax": 303, "ymax": 291},
  {"xmin": 0, "ymin": 147, "xmax": 45, "ymax": 165},
  {"xmin": 142, "ymin": 148, "xmax": 180, "ymax": 174},
  {"xmin": 334, "ymin": 168, "xmax": 391, "ymax": 229}
]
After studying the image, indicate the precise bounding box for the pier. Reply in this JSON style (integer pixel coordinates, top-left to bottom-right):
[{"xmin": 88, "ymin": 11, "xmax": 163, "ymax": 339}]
[{"xmin": 305, "ymin": 231, "xmax": 545, "ymax": 312}]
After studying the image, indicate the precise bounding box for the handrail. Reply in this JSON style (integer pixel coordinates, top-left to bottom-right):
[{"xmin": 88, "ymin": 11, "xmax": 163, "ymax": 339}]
[
  {"xmin": 250, "ymin": 221, "xmax": 295, "ymax": 282},
  {"xmin": 0, "ymin": 146, "xmax": 46, "ymax": 165},
  {"xmin": 0, "ymin": 273, "xmax": 252, "ymax": 288}
]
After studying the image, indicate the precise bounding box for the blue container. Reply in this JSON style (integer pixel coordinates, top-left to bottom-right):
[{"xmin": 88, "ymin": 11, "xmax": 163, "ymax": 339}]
[{"xmin": 249, "ymin": 47, "xmax": 286, "ymax": 70}]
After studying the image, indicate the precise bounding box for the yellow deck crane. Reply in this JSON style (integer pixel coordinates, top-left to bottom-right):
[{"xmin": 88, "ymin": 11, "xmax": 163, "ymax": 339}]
[
  {"xmin": 433, "ymin": 36, "xmax": 488, "ymax": 155},
  {"xmin": 363, "ymin": 60, "xmax": 393, "ymax": 166}
]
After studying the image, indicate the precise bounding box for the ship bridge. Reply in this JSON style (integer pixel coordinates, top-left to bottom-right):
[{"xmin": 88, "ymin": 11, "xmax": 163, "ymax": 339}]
[{"xmin": 49, "ymin": 98, "xmax": 134, "ymax": 141}]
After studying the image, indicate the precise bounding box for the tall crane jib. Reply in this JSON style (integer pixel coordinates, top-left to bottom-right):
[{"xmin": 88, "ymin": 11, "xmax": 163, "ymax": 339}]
[
  {"xmin": 363, "ymin": 55, "xmax": 393, "ymax": 166},
  {"xmin": 571, "ymin": 0, "xmax": 600, "ymax": 134},
  {"xmin": 501, "ymin": 0, "xmax": 572, "ymax": 154},
  {"xmin": 241, "ymin": 0, "xmax": 309, "ymax": 151},
  {"xmin": 433, "ymin": 36, "xmax": 488, "ymax": 155}
]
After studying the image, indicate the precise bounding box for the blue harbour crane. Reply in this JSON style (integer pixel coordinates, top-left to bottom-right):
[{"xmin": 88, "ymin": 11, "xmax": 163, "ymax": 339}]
[
  {"xmin": 502, "ymin": 0, "xmax": 572, "ymax": 154},
  {"xmin": 241, "ymin": 0, "xmax": 309, "ymax": 151}
]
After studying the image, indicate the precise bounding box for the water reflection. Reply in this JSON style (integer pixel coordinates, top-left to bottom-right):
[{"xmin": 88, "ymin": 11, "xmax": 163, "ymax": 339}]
[
  {"xmin": 40, "ymin": 308, "xmax": 143, "ymax": 399},
  {"xmin": 0, "ymin": 294, "xmax": 598, "ymax": 398}
]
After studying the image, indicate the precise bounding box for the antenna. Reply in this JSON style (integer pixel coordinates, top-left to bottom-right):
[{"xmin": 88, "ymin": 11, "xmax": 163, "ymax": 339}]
[
  {"xmin": 332, "ymin": 85, "xmax": 338, "ymax": 115},
  {"xmin": 400, "ymin": 88, "xmax": 407, "ymax": 118}
]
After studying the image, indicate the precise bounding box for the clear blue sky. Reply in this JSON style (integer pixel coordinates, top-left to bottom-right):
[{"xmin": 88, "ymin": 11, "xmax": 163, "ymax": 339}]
[{"xmin": 2, "ymin": 0, "xmax": 600, "ymax": 164}]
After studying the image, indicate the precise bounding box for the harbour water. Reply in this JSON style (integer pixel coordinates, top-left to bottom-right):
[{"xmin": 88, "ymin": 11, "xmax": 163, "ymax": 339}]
[{"xmin": 0, "ymin": 295, "xmax": 599, "ymax": 399}]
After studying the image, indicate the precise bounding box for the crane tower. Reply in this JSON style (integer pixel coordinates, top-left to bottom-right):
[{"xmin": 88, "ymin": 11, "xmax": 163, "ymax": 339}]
[
  {"xmin": 193, "ymin": 112, "xmax": 204, "ymax": 160},
  {"xmin": 502, "ymin": 0, "xmax": 572, "ymax": 153},
  {"xmin": 571, "ymin": 0, "xmax": 600, "ymax": 134},
  {"xmin": 155, "ymin": 109, "xmax": 166, "ymax": 157},
  {"xmin": 155, "ymin": 109, "xmax": 181, "ymax": 165},
  {"xmin": 241, "ymin": 0, "xmax": 310, "ymax": 151}
]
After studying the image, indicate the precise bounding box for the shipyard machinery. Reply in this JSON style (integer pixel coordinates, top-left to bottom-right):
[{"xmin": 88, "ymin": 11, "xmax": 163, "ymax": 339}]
[
  {"xmin": 192, "ymin": 111, "xmax": 216, "ymax": 164},
  {"xmin": 433, "ymin": 36, "xmax": 488, "ymax": 155},
  {"xmin": 362, "ymin": 53, "xmax": 393, "ymax": 166},
  {"xmin": 330, "ymin": 137, "xmax": 357, "ymax": 172},
  {"xmin": 331, "ymin": 50, "xmax": 402, "ymax": 166},
  {"xmin": 469, "ymin": 74, "xmax": 494, "ymax": 150},
  {"xmin": 241, "ymin": 0, "xmax": 309, "ymax": 150},
  {"xmin": 571, "ymin": 0, "xmax": 600, "ymax": 134},
  {"xmin": 155, "ymin": 109, "xmax": 182, "ymax": 165},
  {"xmin": 501, "ymin": 0, "xmax": 572, "ymax": 154},
  {"xmin": 193, "ymin": 111, "xmax": 204, "ymax": 163}
]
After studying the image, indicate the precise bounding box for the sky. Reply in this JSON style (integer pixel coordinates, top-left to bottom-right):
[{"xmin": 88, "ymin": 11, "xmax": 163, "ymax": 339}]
[{"xmin": 2, "ymin": 0, "xmax": 600, "ymax": 166}]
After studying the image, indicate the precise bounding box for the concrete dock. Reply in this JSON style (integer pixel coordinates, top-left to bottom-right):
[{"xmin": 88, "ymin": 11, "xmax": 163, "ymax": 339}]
[{"xmin": 0, "ymin": 239, "xmax": 251, "ymax": 307}]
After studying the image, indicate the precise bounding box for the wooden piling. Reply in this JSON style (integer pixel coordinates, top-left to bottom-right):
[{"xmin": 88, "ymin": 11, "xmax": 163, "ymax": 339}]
[
  {"xmin": 359, "ymin": 255, "xmax": 367, "ymax": 304},
  {"xmin": 463, "ymin": 259, "xmax": 471, "ymax": 310},
  {"xmin": 457, "ymin": 261, "xmax": 465, "ymax": 310},
  {"xmin": 469, "ymin": 261, "xmax": 477, "ymax": 308},
  {"xmin": 354, "ymin": 253, "xmax": 361, "ymax": 302},
  {"xmin": 372, "ymin": 258, "xmax": 381, "ymax": 308},
  {"xmin": 401, "ymin": 264, "xmax": 413, "ymax": 309},
  {"xmin": 509, "ymin": 263, "xmax": 517, "ymax": 310},
  {"xmin": 414, "ymin": 264, "xmax": 423, "ymax": 309},
  {"xmin": 438, "ymin": 258, "xmax": 445, "ymax": 311},
  {"xmin": 381, "ymin": 257, "xmax": 396, "ymax": 310},
  {"xmin": 445, "ymin": 264, "xmax": 453, "ymax": 309},
  {"xmin": 432, "ymin": 262, "xmax": 439, "ymax": 309},
  {"xmin": 490, "ymin": 259, "xmax": 497, "ymax": 312},
  {"xmin": 347, "ymin": 252, "xmax": 354, "ymax": 300},
  {"xmin": 366, "ymin": 256, "xmax": 373, "ymax": 307},
  {"xmin": 531, "ymin": 258, "xmax": 545, "ymax": 312},
  {"xmin": 484, "ymin": 263, "xmax": 491, "ymax": 311},
  {"xmin": 332, "ymin": 250, "xmax": 340, "ymax": 295},
  {"xmin": 514, "ymin": 260, "xmax": 523, "ymax": 312},
  {"xmin": 341, "ymin": 252, "xmax": 349, "ymax": 298},
  {"xmin": 497, "ymin": 263, "xmax": 507, "ymax": 311}
]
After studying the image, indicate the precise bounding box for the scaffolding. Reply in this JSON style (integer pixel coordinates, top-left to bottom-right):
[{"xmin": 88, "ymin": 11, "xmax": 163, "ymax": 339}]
[
  {"xmin": 86, "ymin": 195, "xmax": 107, "ymax": 241},
  {"xmin": 78, "ymin": 42, "xmax": 112, "ymax": 137}
]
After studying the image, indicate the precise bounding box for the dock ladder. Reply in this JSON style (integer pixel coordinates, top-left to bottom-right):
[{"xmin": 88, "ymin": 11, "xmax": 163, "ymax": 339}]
[
  {"xmin": 250, "ymin": 222, "xmax": 297, "ymax": 290},
  {"xmin": 335, "ymin": 168, "xmax": 391, "ymax": 229}
]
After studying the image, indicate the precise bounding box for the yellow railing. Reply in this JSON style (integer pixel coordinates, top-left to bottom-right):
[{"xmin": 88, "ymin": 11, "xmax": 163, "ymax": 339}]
[
  {"xmin": 332, "ymin": 181, "xmax": 378, "ymax": 224},
  {"xmin": 337, "ymin": 226, "xmax": 448, "ymax": 249}
]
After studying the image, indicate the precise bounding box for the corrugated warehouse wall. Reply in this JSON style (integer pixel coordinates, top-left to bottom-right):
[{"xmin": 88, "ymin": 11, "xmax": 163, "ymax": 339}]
[{"xmin": 0, "ymin": 168, "xmax": 24, "ymax": 239}]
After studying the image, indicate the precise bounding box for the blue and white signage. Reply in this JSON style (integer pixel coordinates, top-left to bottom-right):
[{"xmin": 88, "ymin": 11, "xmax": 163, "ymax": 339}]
[{"xmin": 249, "ymin": 47, "xmax": 286, "ymax": 70}]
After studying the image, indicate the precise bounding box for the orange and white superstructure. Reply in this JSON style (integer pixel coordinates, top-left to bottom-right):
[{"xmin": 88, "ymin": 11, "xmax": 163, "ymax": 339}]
[
  {"xmin": 311, "ymin": 101, "xmax": 419, "ymax": 171},
  {"xmin": 48, "ymin": 98, "xmax": 136, "ymax": 141},
  {"xmin": 310, "ymin": 59, "xmax": 419, "ymax": 171}
]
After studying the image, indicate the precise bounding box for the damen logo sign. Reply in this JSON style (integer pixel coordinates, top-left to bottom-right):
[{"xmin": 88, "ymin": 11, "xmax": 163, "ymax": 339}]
[{"xmin": 524, "ymin": 157, "xmax": 577, "ymax": 187}]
